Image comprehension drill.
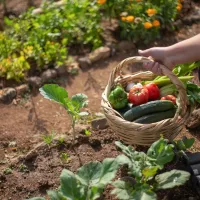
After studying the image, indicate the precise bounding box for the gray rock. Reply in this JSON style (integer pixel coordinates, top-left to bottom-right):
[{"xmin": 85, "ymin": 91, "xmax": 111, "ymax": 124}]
[
  {"xmin": 117, "ymin": 41, "xmax": 136, "ymax": 52},
  {"xmin": 91, "ymin": 118, "xmax": 109, "ymax": 130},
  {"xmin": 89, "ymin": 46, "xmax": 111, "ymax": 63},
  {"xmin": 41, "ymin": 69, "xmax": 57, "ymax": 83},
  {"xmin": 28, "ymin": 76, "xmax": 42, "ymax": 88},
  {"xmin": 78, "ymin": 57, "xmax": 91, "ymax": 69},
  {"xmin": 55, "ymin": 65, "xmax": 68, "ymax": 76},
  {"xmin": 0, "ymin": 88, "xmax": 16, "ymax": 103},
  {"xmin": 16, "ymin": 84, "xmax": 29, "ymax": 95}
]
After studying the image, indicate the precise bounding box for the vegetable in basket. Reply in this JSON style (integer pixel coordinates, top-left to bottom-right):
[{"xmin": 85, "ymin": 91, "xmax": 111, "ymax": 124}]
[
  {"xmin": 144, "ymin": 82, "xmax": 160, "ymax": 100},
  {"xmin": 128, "ymin": 84, "xmax": 149, "ymax": 105},
  {"xmin": 123, "ymin": 100, "xmax": 176, "ymax": 122},
  {"xmin": 108, "ymin": 85, "xmax": 128, "ymax": 109}
]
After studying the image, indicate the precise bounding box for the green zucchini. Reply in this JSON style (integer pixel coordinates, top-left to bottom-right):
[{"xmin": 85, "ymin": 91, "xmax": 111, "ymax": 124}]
[
  {"xmin": 134, "ymin": 108, "xmax": 176, "ymax": 124},
  {"xmin": 123, "ymin": 100, "xmax": 175, "ymax": 122}
]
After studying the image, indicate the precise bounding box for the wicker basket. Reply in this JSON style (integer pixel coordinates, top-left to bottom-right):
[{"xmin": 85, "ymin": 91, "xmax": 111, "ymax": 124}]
[{"xmin": 101, "ymin": 56, "xmax": 192, "ymax": 146}]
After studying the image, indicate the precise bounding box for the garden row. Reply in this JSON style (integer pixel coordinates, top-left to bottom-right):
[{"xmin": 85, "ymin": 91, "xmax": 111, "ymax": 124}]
[{"xmin": 0, "ymin": 0, "xmax": 183, "ymax": 82}]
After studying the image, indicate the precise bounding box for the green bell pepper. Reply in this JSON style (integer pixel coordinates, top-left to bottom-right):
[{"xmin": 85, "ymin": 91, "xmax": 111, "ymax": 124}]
[{"xmin": 108, "ymin": 85, "xmax": 128, "ymax": 109}]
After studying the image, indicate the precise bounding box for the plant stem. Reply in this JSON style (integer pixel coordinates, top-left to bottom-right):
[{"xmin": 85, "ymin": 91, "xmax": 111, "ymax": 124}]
[{"xmin": 72, "ymin": 117, "xmax": 76, "ymax": 146}]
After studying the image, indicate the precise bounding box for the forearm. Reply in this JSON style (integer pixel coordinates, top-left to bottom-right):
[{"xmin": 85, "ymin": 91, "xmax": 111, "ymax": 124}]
[{"xmin": 165, "ymin": 34, "xmax": 200, "ymax": 66}]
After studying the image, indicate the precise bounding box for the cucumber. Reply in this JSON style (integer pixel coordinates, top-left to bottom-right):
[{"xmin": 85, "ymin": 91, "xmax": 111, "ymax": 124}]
[
  {"xmin": 123, "ymin": 100, "xmax": 175, "ymax": 122},
  {"xmin": 134, "ymin": 108, "xmax": 176, "ymax": 124}
]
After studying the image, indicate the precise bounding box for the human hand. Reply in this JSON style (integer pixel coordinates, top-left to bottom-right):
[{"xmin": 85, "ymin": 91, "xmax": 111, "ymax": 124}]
[{"xmin": 138, "ymin": 47, "xmax": 174, "ymax": 75}]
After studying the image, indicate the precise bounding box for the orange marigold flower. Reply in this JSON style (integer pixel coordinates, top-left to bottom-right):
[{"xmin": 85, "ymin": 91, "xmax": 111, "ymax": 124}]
[
  {"xmin": 153, "ymin": 20, "xmax": 160, "ymax": 27},
  {"xmin": 121, "ymin": 16, "xmax": 126, "ymax": 21},
  {"xmin": 126, "ymin": 15, "xmax": 134, "ymax": 22},
  {"xmin": 178, "ymin": 0, "xmax": 183, "ymax": 2},
  {"xmin": 97, "ymin": 0, "xmax": 106, "ymax": 4},
  {"xmin": 146, "ymin": 8, "xmax": 157, "ymax": 17},
  {"xmin": 176, "ymin": 3, "xmax": 182, "ymax": 11},
  {"xmin": 136, "ymin": 0, "xmax": 142, "ymax": 2},
  {"xmin": 144, "ymin": 22, "xmax": 153, "ymax": 29}
]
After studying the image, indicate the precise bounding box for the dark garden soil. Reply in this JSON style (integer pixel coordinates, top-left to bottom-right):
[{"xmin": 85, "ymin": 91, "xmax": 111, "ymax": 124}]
[{"xmin": 1, "ymin": 0, "xmax": 200, "ymax": 200}]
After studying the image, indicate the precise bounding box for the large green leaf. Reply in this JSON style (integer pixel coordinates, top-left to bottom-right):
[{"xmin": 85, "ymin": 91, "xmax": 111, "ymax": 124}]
[
  {"xmin": 111, "ymin": 180, "xmax": 134, "ymax": 200},
  {"xmin": 28, "ymin": 198, "xmax": 45, "ymax": 200},
  {"xmin": 142, "ymin": 166, "xmax": 159, "ymax": 179},
  {"xmin": 76, "ymin": 162, "xmax": 102, "ymax": 186},
  {"xmin": 147, "ymin": 137, "xmax": 174, "ymax": 169},
  {"xmin": 47, "ymin": 190, "xmax": 66, "ymax": 200},
  {"xmin": 132, "ymin": 189, "xmax": 157, "ymax": 200},
  {"xmin": 155, "ymin": 169, "xmax": 190, "ymax": 190},
  {"xmin": 112, "ymin": 181, "xmax": 157, "ymax": 200},
  {"xmin": 98, "ymin": 158, "xmax": 121, "ymax": 185},
  {"xmin": 39, "ymin": 84, "xmax": 68, "ymax": 107},
  {"xmin": 71, "ymin": 93, "xmax": 88, "ymax": 110},
  {"xmin": 115, "ymin": 141, "xmax": 151, "ymax": 178},
  {"xmin": 76, "ymin": 158, "xmax": 121, "ymax": 200},
  {"xmin": 60, "ymin": 169, "xmax": 84, "ymax": 200}
]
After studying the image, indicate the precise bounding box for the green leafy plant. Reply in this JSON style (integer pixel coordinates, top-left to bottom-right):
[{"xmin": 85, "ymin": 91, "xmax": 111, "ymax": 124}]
[
  {"xmin": 39, "ymin": 84, "xmax": 88, "ymax": 144},
  {"xmin": 111, "ymin": 137, "xmax": 191, "ymax": 200},
  {"xmin": 28, "ymin": 137, "xmax": 191, "ymax": 200},
  {"xmin": 29, "ymin": 156, "xmax": 124, "ymax": 200},
  {"xmin": 0, "ymin": 0, "xmax": 102, "ymax": 81}
]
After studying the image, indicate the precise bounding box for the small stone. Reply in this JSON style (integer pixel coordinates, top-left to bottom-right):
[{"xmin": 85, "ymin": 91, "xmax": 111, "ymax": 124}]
[
  {"xmin": 0, "ymin": 88, "xmax": 16, "ymax": 104},
  {"xmin": 78, "ymin": 57, "xmax": 91, "ymax": 69},
  {"xmin": 12, "ymin": 99, "xmax": 17, "ymax": 105},
  {"xmin": 28, "ymin": 76, "xmax": 42, "ymax": 88},
  {"xmin": 16, "ymin": 84, "xmax": 29, "ymax": 95},
  {"xmin": 41, "ymin": 69, "xmax": 57, "ymax": 83},
  {"xmin": 89, "ymin": 46, "xmax": 111, "ymax": 63},
  {"xmin": 117, "ymin": 41, "xmax": 136, "ymax": 52},
  {"xmin": 55, "ymin": 65, "xmax": 68, "ymax": 76},
  {"xmin": 91, "ymin": 118, "xmax": 109, "ymax": 130},
  {"xmin": 8, "ymin": 141, "xmax": 17, "ymax": 147}
]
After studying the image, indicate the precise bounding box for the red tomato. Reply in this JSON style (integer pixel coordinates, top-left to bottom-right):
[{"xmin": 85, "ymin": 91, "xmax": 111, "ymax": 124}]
[
  {"xmin": 144, "ymin": 83, "xmax": 160, "ymax": 100},
  {"xmin": 128, "ymin": 85, "xmax": 149, "ymax": 105},
  {"xmin": 161, "ymin": 95, "xmax": 176, "ymax": 104}
]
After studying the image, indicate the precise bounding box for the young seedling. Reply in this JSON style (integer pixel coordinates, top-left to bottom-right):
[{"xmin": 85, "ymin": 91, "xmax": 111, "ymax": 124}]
[
  {"xmin": 60, "ymin": 152, "xmax": 70, "ymax": 162},
  {"xmin": 39, "ymin": 84, "xmax": 88, "ymax": 146},
  {"xmin": 84, "ymin": 129, "xmax": 92, "ymax": 136},
  {"xmin": 3, "ymin": 167, "xmax": 12, "ymax": 175},
  {"xmin": 42, "ymin": 130, "xmax": 55, "ymax": 145}
]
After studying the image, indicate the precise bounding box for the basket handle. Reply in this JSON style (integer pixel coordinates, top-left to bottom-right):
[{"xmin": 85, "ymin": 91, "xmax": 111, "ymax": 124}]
[{"xmin": 108, "ymin": 56, "xmax": 188, "ymax": 116}]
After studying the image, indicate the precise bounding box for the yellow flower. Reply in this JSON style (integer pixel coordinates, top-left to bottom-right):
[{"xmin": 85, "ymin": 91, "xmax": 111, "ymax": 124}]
[
  {"xmin": 144, "ymin": 22, "xmax": 153, "ymax": 29},
  {"xmin": 121, "ymin": 16, "xmax": 126, "ymax": 21},
  {"xmin": 97, "ymin": 0, "xmax": 106, "ymax": 4},
  {"xmin": 152, "ymin": 20, "xmax": 160, "ymax": 27},
  {"xmin": 176, "ymin": 3, "xmax": 182, "ymax": 11},
  {"xmin": 146, "ymin": 8, "xmax": 157, "ymax": 17},
  {"xmin": 126, "ymin": 15, "xmax": 134, "ymax": 22}
]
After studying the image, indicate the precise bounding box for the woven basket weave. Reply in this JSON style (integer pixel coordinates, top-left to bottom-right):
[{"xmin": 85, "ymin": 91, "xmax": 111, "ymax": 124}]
[{"xmin": 101, "ymin": 56, "xmax": 192, "ymax": 146}]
